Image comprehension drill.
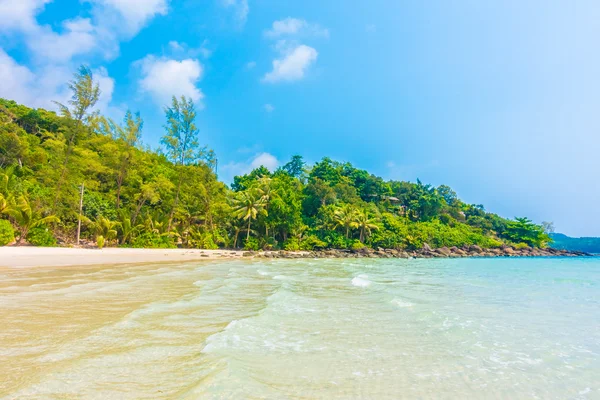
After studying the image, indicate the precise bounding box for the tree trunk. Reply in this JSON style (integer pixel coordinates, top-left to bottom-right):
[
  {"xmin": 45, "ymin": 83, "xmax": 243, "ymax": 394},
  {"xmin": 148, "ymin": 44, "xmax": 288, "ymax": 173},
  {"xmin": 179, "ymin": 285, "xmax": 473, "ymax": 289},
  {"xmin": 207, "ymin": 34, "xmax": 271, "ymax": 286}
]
[
  {"xmin": 53, "ymin": 141, "xmax": 74, "ymax": 211},
  {"xmin": 167, "ymin": 170, "xmax": 183, "ymax": 233},
  {"xmin": 233, "ymin": 230, "xmax": 239, "ymax": 248},
  {"xmin": 246, "ymin": 218, "xmax": 251, "ymax": 240},
  {"xmin": 345, "ymin": 226, "xmax": 349, "ymax": 238},
  {"xmin": 132, "ymin": 196, "xmax": 147, "ymax": 224}
]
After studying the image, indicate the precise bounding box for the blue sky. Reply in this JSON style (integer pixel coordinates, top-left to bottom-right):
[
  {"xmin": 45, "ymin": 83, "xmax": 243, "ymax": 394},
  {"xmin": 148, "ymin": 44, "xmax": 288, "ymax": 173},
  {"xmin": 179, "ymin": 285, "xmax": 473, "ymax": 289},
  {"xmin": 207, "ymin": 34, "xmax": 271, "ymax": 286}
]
[{"xmin": 1, "ymin": 0, "xmax": 599, "ymax": 236}]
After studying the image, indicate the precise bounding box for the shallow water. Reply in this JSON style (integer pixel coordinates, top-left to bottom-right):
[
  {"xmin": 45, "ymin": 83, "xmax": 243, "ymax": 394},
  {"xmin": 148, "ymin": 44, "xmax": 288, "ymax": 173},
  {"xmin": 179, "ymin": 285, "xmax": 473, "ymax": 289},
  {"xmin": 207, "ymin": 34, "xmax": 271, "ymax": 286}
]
[{"xmin": 1, "ymin": 257, "xmax": 599, "ymax": 399}]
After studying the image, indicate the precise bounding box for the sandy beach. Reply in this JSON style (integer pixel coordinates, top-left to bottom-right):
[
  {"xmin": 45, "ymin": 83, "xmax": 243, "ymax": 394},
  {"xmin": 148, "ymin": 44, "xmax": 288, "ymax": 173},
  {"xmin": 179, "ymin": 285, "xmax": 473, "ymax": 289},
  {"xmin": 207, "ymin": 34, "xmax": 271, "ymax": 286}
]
[{"xmin": 0, "ymin": 247, "xmax": 247, "ymax": 268}]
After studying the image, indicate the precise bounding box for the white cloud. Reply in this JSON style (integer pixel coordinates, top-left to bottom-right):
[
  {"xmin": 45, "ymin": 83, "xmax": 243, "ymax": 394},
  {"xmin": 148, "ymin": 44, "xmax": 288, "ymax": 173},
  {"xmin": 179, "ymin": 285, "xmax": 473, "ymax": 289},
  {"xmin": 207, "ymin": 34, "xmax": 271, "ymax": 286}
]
[
  {"xmin": 169, "ymin": 40, "xmax": 212, "ymax": 59},
  {"xmin": 27, "ymin": 18, "xmax": 98, "ymax": 63},
  {"xmin": 94, "ymin": 67, "xmax": 115, "ymax": 113},
  {"xmin": 0, "ymin": 0, "xmax": 51, "ymax": 32},
  {"xmin": 220, "ymin": 0, "xmax": 249, "ymax": 26},
  {"xmin": 0, "ymin": 49, "xmax": 37, "ymax": 104},
  {"xmin": 137, "ymin": 56, "xmax": 204, "ymax": 106},
  {"xmin": 262, "ymin": 44, "xmax": 318, "ymax": 83},
  {"xmin": 0, "ymin": 0, "xmax": 164, "ymax": 116},
  {"xmin": 168, "ymin": 40, "xmax": 184, "ymax": 51},
  {"xmin": 265, "ymin": 17, "xmax": 329, "ymax": 39},
  {"xmin": 0, "ymin": 0, "xmax": 167, "ymax": 63},
  {"xmin": 264, "ymin": 104, "xmax": 275, "ymax": 112},
  {"xmin": 90, "ymin": 0, "xmax": 168, "ymax": 37},
  {"xmin": 0, "ymin": 49, "xmax": 101, "ymax": 109},
  {"xmin": 251, "ymin": 152, "xmax": 279, "ymax": 170},
  {"xmin": 246, "ymin": 61, "xmax": 256, "ymax": 69},
  {"xmin": 220, "ymin": 152, "xmax": 280, "ymax": 183}
]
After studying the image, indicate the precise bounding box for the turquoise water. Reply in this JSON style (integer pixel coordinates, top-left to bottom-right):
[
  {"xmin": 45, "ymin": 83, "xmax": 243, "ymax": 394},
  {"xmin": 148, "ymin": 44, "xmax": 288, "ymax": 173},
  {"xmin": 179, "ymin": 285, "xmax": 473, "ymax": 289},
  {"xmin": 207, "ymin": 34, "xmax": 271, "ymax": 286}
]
[{"xmin": 1, "ymin": 257, "xmax": 599, "ymax": 399}]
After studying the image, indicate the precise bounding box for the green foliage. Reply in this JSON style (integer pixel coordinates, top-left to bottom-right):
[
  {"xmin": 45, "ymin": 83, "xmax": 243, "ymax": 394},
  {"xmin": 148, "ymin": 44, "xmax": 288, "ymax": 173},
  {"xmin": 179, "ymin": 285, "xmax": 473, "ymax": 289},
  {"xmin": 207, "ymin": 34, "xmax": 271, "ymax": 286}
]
[
  {"xmin": 299, "ymin": 235, "xmax": 327, "ymax": 250},
  {"xmin": 503, "ymin": 217, "xmax": 549, "ymax": 248},
  {"xmin": 130, "ymin": 232, "xmax": 176, "ymax": 249},
  {"xmin": 351, "ymin": 240, "xmax": 366, "ymax": 251},
  {"xmin": 0, "ymin": 219, "xmax": 15, "ymax": 246},
  {"xmin": 244, "ymin": 237, "xmax": 260, "ymax": 251},
  {"xmin": 283, "ymin": 238, "xmax": 301, "ymax": 251},
  {"xmin": 0, "ymin": 68, "xmax": 550, "ymax": 252},
  {"xmin": 26, "ymin": 226, "xmax": 57, "ymax": 247},
  {"xmin": 550, "ymin": 233, "xmax": 600, "ymax": 253},
  {"xmin": 97, "ymin": 235, "xmax": 105, "ymax": 249}
]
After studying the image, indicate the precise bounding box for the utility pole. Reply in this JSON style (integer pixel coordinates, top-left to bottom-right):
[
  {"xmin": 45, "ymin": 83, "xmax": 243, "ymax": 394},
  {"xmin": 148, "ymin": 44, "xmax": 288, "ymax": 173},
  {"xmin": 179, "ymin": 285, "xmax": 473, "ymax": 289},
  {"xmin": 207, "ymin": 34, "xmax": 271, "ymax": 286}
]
[{"xmin": 77, "ymin": 183, "xmax": 84, "ymax": 246}]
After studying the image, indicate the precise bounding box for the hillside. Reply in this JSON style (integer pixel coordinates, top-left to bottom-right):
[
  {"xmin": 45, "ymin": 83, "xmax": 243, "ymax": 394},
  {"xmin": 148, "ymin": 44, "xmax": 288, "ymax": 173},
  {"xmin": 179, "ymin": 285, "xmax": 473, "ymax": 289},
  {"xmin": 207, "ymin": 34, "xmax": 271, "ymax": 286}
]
[
  {"xmin": 0, "ymin": 68, "xmax": 551, "ymax": 251},
  {"xmin": 550, "ymin": 233, "xmax": 600, "ymax": 254}
]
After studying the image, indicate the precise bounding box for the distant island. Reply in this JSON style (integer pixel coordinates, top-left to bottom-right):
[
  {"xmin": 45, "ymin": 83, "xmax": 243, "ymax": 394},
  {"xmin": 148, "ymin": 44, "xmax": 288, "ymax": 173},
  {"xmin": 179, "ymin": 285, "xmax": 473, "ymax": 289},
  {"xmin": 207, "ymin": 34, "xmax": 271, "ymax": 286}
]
[
  {"xmin": 0, "ymin": 66, "xmax": 556, "ymax": 253},
  {"xmin": 550, "ymin": 233, "xmax": 600, "ymax": 254}
]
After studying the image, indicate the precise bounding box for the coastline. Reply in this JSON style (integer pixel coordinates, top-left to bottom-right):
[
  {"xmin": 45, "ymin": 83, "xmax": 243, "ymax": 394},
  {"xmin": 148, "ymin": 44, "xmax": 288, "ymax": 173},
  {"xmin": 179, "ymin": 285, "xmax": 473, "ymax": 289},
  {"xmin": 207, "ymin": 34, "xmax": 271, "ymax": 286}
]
[
  {"xmin": 0, "ymin": 247, "xmax": 247, "ymax": 269},
  {"xmin": 0, "ymin": 245, "xmax": 590, "ymax": 269}
]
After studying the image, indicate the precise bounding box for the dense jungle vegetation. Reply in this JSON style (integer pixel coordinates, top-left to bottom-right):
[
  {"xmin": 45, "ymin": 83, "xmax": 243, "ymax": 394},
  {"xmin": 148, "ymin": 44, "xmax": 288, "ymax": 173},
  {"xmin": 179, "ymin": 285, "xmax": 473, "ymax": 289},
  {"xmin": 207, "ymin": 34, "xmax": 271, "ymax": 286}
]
[{"xmin": 0, "ymin": 66, "xmax": 551, "ymax": 250}]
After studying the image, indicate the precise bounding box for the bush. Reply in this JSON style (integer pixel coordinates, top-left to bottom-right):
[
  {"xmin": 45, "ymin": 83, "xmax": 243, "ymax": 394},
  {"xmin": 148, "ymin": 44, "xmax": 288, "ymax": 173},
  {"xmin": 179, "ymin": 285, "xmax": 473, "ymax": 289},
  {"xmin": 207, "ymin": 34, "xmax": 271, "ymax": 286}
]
[
  {"xmin": 189, "ymin": 231, "xmax": 219, "ymax": 249},
  {"xmin": 0, "ymin": 220, "xmax": 15, "ymax": 246},
  {"xmin": 322, "ymin": 232, "xmax": 352, "ymax": 249},
  {"xmin": 283, "ymin": 238, "xmax": 301, "ymax": 251},
  {"xmin": 244, "ymin": 237, "xmax": 259, "ymax": 251},
  {"xmin": 351, "ymin": 240, "xmax": 366, "ymax": 251},
  {"xmin": 262, "ymin": 237, "xmax": 278, "ymax": 250},
  {"xmin": 96, "ymin": 235, "xmax": 105, "ymax": 249},
  {"xmin": 300, "ymin": 235, "xmax": 327, "ymax": 250},
  {"xmin": 130, "ymin": 232, "xmax": 176, "ymax": 249},
  {"xmin": 513, "ymin": 242, "xmax": 529, "ymax": 250},
  {"xmin": 26, "ymin": 226, "xmax": 57, "ymax": 247}
]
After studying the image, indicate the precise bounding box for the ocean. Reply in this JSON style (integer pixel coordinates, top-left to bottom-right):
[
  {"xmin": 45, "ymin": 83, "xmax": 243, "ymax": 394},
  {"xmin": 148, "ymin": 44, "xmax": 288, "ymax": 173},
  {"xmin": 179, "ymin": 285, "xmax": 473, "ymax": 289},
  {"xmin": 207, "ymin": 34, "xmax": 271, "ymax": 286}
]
[{"xmin": 1, "ymin": 257, "xmax": 598, "ymax": 399}]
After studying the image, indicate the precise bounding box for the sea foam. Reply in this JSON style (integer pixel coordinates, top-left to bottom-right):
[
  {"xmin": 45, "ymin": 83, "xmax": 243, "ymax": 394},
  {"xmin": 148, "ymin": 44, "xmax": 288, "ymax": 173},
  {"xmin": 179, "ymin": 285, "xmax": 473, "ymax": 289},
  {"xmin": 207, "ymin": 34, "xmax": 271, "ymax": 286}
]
[{"xmin": 351, "ymin": 275, "xmax": 371, "ymax": 287}]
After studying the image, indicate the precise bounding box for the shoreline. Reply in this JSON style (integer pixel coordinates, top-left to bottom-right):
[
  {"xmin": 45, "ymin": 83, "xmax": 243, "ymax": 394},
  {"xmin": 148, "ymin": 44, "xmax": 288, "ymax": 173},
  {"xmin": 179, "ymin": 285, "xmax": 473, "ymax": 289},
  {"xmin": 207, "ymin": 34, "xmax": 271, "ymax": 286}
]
[
  {"xmin": 0, "ymin": 245, "xmax": 591, "ymax": 269},
  {"xmin": 0, "ymin": 247, "xmax": 248, "ymax": 269}
]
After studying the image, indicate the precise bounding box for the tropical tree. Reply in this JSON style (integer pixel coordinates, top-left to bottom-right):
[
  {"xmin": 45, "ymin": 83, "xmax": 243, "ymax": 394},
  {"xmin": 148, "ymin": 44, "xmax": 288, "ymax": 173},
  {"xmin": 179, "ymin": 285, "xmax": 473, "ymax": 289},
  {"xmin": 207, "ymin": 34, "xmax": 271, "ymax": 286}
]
[
  {"xmin": 52, "ymin": 65, "xmax": 100, "ymax": 210},
  {"xmin": 282, "ymin": 155, "xmax": 306, "ymax": 179},
  {"xmin": 86, "ymin": 216, "xmax": 120, "ymax": 248},
  {"xmin": 99, "ymin": 111, "xmax": 143, "ymax": 209},
  {"xmin": 161, "ymin": 96, "xmax": 211, "ymax": 231},
  {"xmin": 116, "ymin": 210, "xmax": 141, "ymax": 245},
  {"xmin": 0, "ymin": 194, "xmax": 10, "ymax": 215},
  {"xmin": 355, "ymin": 210, "xmax": 380, "ymax": 243},
  {"xmin": 5, "ymin": 196, "xmax": 59, "ymax": 244},
  {"xmin": 232, "ymin": 190, "xmax": 267, "ymax": 241},
  {"xmin": 256, "ymin": 176, "xmax": 279, "ymax": 237},
  {"xmin": 334, "ymin": 204, "xmax": 358, "ymax": 239},
  {"xmin": 503, "ymin": 217, "xmax": 549, "ymax": 248}
]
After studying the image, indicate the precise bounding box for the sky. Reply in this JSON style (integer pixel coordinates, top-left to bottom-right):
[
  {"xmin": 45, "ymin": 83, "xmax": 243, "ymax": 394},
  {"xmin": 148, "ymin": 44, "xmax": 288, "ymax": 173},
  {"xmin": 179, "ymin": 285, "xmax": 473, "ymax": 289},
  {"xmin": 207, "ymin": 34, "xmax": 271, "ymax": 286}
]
[{"xmin": 1, "ymin": 0, "xmax": 599, "ymax": 237}]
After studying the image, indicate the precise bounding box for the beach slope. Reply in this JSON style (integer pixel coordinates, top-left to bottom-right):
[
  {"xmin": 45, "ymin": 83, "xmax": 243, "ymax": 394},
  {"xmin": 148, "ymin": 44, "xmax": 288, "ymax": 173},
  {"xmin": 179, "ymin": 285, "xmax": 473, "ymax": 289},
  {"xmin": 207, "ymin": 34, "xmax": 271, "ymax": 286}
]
[{"xmin": 0, "ymin": 247, "xmax": 244, "ymax": 268}]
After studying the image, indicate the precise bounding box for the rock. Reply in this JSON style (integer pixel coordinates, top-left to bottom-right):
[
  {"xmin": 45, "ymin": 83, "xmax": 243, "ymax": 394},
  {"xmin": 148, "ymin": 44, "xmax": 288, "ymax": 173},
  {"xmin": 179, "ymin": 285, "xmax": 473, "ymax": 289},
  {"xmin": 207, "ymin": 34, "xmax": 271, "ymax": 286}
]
[
  {"xmin": 453, "ymin": 248, "xmax": 466, "ymax": 256},
  {"xmin": 422, "ymin": 243, "xmax": 433, "ymax": 252},
  {"xmin": 436, "ymin": 247, "xmax": 452, "ymax": 256},
  {"xmin": 242, "ymin": 252, "xmax": 254, "ymax": 257},
  {"xmin": 469, "ymin": 245, "xmax": 483, "ymax": 253}
]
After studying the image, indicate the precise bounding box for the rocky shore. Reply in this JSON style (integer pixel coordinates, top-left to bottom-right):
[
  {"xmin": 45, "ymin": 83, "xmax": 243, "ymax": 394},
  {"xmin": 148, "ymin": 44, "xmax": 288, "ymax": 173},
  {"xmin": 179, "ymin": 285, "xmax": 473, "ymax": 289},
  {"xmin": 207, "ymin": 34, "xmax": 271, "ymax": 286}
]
[{"xmin": 248, "ymin": 244, "xmax": 592, "ymax": 259}]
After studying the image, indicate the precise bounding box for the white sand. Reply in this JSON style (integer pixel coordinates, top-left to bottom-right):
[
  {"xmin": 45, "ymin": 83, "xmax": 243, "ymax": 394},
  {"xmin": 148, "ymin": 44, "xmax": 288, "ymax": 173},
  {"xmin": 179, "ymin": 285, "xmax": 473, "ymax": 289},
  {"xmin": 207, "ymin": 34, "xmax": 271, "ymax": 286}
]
[{"xmin": 0, "ymin": 247, "xmax": 247, "ymax": 268}]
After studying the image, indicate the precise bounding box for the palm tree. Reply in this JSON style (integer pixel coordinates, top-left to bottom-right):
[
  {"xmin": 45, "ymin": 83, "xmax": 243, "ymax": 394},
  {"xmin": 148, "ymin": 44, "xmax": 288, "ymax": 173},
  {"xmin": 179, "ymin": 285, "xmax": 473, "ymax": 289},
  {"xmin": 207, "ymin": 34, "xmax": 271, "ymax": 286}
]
[
  {"xmin": 224, "ymin": 217, "xmax": 245, "ymax": 248},
  {"xmin": 87, "ymin": 216, "xmax": 120, "ymax": 248},
  {"xmin": 116, "ymin": 210, "xmax": 141, "ymax": 245},
  {"xmin": 355, "ymin": 210, "xmax": 379, "ymax": 243},
  {"xmin": 5, "ymin": 195, "xmax": 59, "ymax": 244},
  {"xmin": 334, "ymin": 204, "xmax": 358, "ymax": 239},
  {"xmin": 232, "ymin": 190, "xmax": 267, "ymax": 241},
  {"xmin": 0, "ymin": 193, "xmax": 11, "ymax": 215},
  {"xmin": 256, "ymin": 176, "xmax": 279, "ymax": 237}
]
